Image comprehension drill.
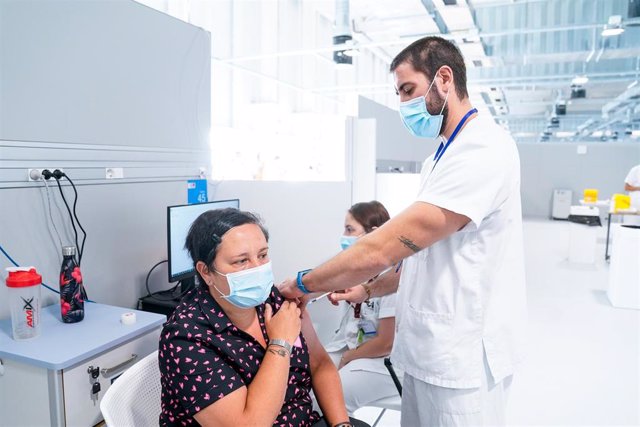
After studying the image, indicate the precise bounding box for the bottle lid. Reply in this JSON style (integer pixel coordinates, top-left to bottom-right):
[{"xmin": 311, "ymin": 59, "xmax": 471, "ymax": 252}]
[
  {"xmin": 5, "ymin": 267, "xmax": 42, "ymax": 288},
  {"xmin": 62, "ymin": 246, "xmax": 77, "ymax": 256}
]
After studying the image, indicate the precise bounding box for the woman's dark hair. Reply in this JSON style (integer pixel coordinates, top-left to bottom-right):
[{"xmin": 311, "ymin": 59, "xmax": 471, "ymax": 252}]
[
  {"xmin": 185, "ymin": 208, "xmax": 269, "ymax": 285},
  {"xmin": 349, "ymin": 201, "xmax": 390, "ymax": 233},
  {"xmin": 389, "ymin": 36, "xmax": 468, "ymax": 100}
]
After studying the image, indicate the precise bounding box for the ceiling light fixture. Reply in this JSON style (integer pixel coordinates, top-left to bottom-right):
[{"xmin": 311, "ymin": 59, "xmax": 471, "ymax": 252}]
[
  {"xmin": 571, "ymin": 75, "xmax": 589, "ymax": 86},
  {"xmin": 342, "ymin": 47, "xmax": 361, "ymax": 57},
  {"xmin": 333, "ymin": 0, "xmax": 353, "ymax": 67},
  {"xmin": 602, "ymin": 15, "xmax": 625, "ymax": 37},
  {"xmin": 555, "ymin": 131, "xmax": 576, "ymax": 138}
]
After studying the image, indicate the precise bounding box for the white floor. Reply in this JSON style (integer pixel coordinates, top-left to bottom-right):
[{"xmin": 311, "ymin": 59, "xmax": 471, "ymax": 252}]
[{"xmin": 353, "ymin": 219, "xmax": 640, "ymax": 426}]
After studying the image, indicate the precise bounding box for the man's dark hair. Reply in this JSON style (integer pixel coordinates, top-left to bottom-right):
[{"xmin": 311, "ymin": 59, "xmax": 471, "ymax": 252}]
[
  {"xmin": 185, "ymin": 208, "xmax": 269, "ymax": 285},
  {"xmin": 390, "ymin": 36, "xmax": 468, "ymax": 100}
]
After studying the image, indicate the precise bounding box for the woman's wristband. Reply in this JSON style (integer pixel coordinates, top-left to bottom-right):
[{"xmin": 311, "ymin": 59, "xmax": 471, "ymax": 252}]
[{"xmin": 333, "ymin": 422, "xmax": 353, "ymax": 427}]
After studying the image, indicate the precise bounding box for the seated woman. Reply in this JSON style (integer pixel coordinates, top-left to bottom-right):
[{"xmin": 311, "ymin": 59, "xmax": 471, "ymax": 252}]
[
  {"xmin": 159, "ymin": 208, "xmax": 361, "ymax": 427},
  {"xmin": 324, "ymin": 201, "xmax": 403, "ymax": 414}
]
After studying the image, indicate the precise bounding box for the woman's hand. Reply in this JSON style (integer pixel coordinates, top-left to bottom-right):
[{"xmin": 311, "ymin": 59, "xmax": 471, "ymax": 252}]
[{"xmin": 265, "ymin": 301, "xmax": 301, "ymax": 345}]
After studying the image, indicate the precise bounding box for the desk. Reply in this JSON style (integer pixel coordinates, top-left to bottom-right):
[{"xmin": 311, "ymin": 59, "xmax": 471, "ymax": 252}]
[
  {"xmin": 0, "ymin": 303, "xmax": 165, "ymax": 426},
  {"xmin": 579, "ymin": 199, "xmax": 611, "ymax": 207},
  {"xmin": 605, "ymin": 209, "xmax": 640, "ymax": 261}
]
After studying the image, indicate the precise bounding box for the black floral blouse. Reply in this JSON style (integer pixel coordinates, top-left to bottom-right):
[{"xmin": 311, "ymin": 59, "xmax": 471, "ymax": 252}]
[{"xmin": 159, "ymin": 285, "xmax": 321, "ymax": 426}]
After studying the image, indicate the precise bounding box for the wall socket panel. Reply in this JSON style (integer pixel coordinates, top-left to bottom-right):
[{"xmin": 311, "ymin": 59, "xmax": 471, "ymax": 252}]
[
  {"xmin": 27, "ymin": 168, "xmax": 65, "ymax": 181},
  {"xmin": 105, "ymin": 167, "xmax": 124, "ymax": 179}
]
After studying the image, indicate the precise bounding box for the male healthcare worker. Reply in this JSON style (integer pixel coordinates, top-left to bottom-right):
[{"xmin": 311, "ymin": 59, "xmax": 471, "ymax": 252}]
[
  {"xmin": 625, "ymin": 164, "xmax": 640, "ymax": 225},
  {"xmin": 279, "ymin": 36, "xmax": 526, "ymax": 426}
]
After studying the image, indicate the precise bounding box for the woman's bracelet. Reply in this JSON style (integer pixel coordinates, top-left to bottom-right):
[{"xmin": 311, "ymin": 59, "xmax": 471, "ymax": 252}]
[
  {"xmin": 362, "ymin": 283, "xmax": 372, "ymax": 301},
  {"xmin": 268, "ymin": 338, "xmax": 292, "ymax": 355},
  {"xmin": 333, "ymin": 422, "xmax": 353, "ymax": 427}
]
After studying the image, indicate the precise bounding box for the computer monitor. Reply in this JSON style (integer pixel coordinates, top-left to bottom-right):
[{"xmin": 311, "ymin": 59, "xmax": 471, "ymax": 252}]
[{"xmin": 167, "ymin": 199, "xmax": 240, "ymax": 292}]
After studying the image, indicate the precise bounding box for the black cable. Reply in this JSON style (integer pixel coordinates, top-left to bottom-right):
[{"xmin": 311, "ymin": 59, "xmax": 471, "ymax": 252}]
[
  {"xmin": 62, "ymin": 173, "xmax": 88, "ymax": 264},
  {"xmin": 54, "ymin": 177, "xmax": 80, "ymax": 262},
  {"xmin": 145, "ymin": 260, "xmax": 184, "ymax": 301}
]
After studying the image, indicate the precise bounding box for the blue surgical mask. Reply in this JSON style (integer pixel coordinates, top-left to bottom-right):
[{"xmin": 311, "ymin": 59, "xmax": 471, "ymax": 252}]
[
  {"xmin": 213, "ymin": 261, "xmax": 274, "ymax": 308},
  {"xmin": 398, "ymin": 72, "xmax": 449, "ymax": 139},
  {"xmin": 340, "ymin": 235, "xmax": 358, "ymax": 250}
]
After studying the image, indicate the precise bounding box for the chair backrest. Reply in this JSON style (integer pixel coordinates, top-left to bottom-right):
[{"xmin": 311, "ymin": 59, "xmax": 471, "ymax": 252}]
[
  {"xmin": 100, "ymin": 350, "xmax": 161, "ymax": 426},
  {"xmin": 368, "ymin": 394, "xmax": 402, "ymax": 411}
]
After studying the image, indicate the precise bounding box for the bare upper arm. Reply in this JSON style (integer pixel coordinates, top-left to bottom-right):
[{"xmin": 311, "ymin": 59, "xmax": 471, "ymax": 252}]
[
  {"xmin": 193, "ymin": 385, "xmax": 250, "ymax": 427},
  {"xmin": 300, "ymin": 309, "xmax": 331, "ymax": 374}
]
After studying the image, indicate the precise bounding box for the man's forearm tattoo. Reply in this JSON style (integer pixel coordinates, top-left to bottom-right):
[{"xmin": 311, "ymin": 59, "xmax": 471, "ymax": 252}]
[
  {"xmin": 398, "ymin": 235, "xmax": 420, "ymax": 253},
  {"xmin": 268, "ymin": 346, "xmax": 289, "ymax": 358}
]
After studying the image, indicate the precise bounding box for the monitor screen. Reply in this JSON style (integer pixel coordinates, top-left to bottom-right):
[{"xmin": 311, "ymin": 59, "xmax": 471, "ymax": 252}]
[{"xmin": 167, "ymin": 199, "xmax": 240, "ymax": 283}]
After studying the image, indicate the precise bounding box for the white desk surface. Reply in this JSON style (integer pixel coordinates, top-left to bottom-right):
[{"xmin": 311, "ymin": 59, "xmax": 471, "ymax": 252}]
[
  {"xmin": 0, "ymin": 302, "xmax": 165, "ymax": 370},
  {"xmin": 609, "ymin": 209, "xmax": 639, "ymax": 215},
  {"xmin": 579, "ymin": 199, "xmax": 611, "ymax": 207}
]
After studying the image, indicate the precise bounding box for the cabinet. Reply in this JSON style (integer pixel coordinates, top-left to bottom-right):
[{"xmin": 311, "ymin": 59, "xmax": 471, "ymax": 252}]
[{"xmin": 0, "ymin": 303, "xmax": 165, "ymax": 426}]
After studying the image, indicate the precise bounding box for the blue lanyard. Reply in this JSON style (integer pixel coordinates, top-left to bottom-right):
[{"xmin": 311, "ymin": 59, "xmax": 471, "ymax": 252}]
[{"xmin": 433, "ymin": 108, "xmax": 478, "ymax": 169}]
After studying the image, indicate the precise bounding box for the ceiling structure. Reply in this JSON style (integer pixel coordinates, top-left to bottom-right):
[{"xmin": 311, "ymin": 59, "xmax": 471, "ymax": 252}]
[
  {"xmin": 149, "ymin": 0, "xmax": 640, "ymax": 144},
  {"xmin": 342, "ymin": 0, "xmax": 640, "ymax": 143}
]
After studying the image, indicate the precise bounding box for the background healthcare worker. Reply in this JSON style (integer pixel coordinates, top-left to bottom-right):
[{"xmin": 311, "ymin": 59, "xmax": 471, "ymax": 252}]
[
  {"xmin": 624, "ymin": 163, "xmax": 640, "ymax": 225},
  {"xmin": 279, "ymin": 35, "xmax": 527, "ymax": 427},
  {"xmin": 324, "ymin": 201, "xmax": 402, "ymax": 415}
]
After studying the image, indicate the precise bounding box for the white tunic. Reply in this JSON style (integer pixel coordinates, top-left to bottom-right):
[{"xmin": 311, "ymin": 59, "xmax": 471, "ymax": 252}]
[
  {"xmin": 625, "ymin": 164, "xmax": 640, "ymax": 209},
  {"xmin": 326, "ymin": 294, "xmax": 397, "ymax": 375},
  {"xmin": 391, "ymin": 115, "xmax": 527, "ymax": 389}
]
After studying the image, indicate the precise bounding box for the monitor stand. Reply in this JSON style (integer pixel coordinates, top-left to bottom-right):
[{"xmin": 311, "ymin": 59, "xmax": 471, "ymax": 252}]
[{"xmin": 138, "ymin": 277, "xmax": 196, "ymax": 317}]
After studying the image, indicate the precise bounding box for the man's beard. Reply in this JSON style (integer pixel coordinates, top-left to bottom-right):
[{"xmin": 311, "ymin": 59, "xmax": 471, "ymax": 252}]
[{"xmin": 426, "ymin": 89, "xmax": 448, "ymax": 135}]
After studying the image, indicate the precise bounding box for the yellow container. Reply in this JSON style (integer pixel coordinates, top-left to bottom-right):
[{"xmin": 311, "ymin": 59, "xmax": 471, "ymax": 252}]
[
  {"xmin": 583, "ymin": 188, "xmax": 598, "ymax": 203},
  {"xmin": 612, "ymin": 193, "xmax": 631, "ymax": 211}
]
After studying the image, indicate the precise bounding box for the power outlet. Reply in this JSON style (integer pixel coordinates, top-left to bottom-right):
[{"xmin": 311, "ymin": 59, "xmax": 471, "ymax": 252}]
[
  {"xmin": 27, "ymin": 168, "xmax": 65, "ymax": 181},
  {"xmin": 105, "ymin": 167, "xmax": 124, "ymax": 179}
]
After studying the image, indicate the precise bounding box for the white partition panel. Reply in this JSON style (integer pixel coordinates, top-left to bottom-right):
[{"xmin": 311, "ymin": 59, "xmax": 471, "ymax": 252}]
[{"xmin": 376, "ymin": 173, "xmax": 421, "ymax": 217}]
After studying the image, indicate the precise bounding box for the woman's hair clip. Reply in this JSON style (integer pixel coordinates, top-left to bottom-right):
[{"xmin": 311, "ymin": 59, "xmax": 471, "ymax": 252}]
[{"xmin": 211, "ymin": 234, "xmax": 221, "ymax": 244}]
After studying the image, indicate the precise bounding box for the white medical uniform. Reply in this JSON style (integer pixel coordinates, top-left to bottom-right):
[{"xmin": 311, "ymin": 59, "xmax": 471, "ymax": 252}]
[
  {"xmin": 625, "ymin": 164, "xmax": 640, "ymax": 225},
  {"xmin": 325, "ymin": 294, "xmax": 403, "ymax": 414},
  {"xmin": 391, "ymin": 115, "xmax": 527, "ymax": 426}
]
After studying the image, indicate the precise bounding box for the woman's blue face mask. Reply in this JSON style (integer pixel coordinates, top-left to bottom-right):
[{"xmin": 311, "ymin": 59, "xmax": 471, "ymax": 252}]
[
  {"xmin": 398, "ymin": 71, "xmax": 449, "ymax": 139},
  {"xmin": 213, "ymin": 261, "xmax": 274, "ymax": 308}
]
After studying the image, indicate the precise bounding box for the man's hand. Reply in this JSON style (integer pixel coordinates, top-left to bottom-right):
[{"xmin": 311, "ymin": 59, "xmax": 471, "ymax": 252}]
[
  {"xmin": 328, "ymin": 285, "xmax": 368, "ymax": 305},
  {"xmin": 277, "ymin": 278, "xmax": 305, "ymax": 300}
]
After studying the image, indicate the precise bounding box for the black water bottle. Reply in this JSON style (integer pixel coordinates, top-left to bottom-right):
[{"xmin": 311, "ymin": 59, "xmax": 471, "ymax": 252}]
[{"xmin": 60, "ymin": 246, "xmax": 84, "ymax": 323}]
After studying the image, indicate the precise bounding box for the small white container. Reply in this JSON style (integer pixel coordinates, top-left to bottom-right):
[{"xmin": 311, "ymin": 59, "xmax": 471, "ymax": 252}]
[{"xmin": 5, "ymin": 267, "xmax": 42, "ymax": 340}]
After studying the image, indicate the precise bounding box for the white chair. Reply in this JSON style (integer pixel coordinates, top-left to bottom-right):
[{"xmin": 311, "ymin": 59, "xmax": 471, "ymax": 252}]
[
  {"xmin": 369, "ymin": 394, "xmax": 402, "ymax": 427},
  {"xmin": 369, "ymin": 357, "xmax": 402, "ymax": 427},
  {"xmin": 100, "ymin": 350, "xmax": 162, "ymax": 426}
]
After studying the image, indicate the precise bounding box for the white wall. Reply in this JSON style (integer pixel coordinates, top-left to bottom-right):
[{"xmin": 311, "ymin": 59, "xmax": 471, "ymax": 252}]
[
  {"xmin": 518, "ymin": 142, "xmax": 640, "ymax": 218},
  {"xmin": 0, "ymin": 0, "xmax": 210, "ymax": 318},
  {"xmin": 0, "ymin": 0, "xmax": 210, "ymax": 149},
  {"xmin": 376, "ymin": 173, "xmax": 421, "ymax": 217}
]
